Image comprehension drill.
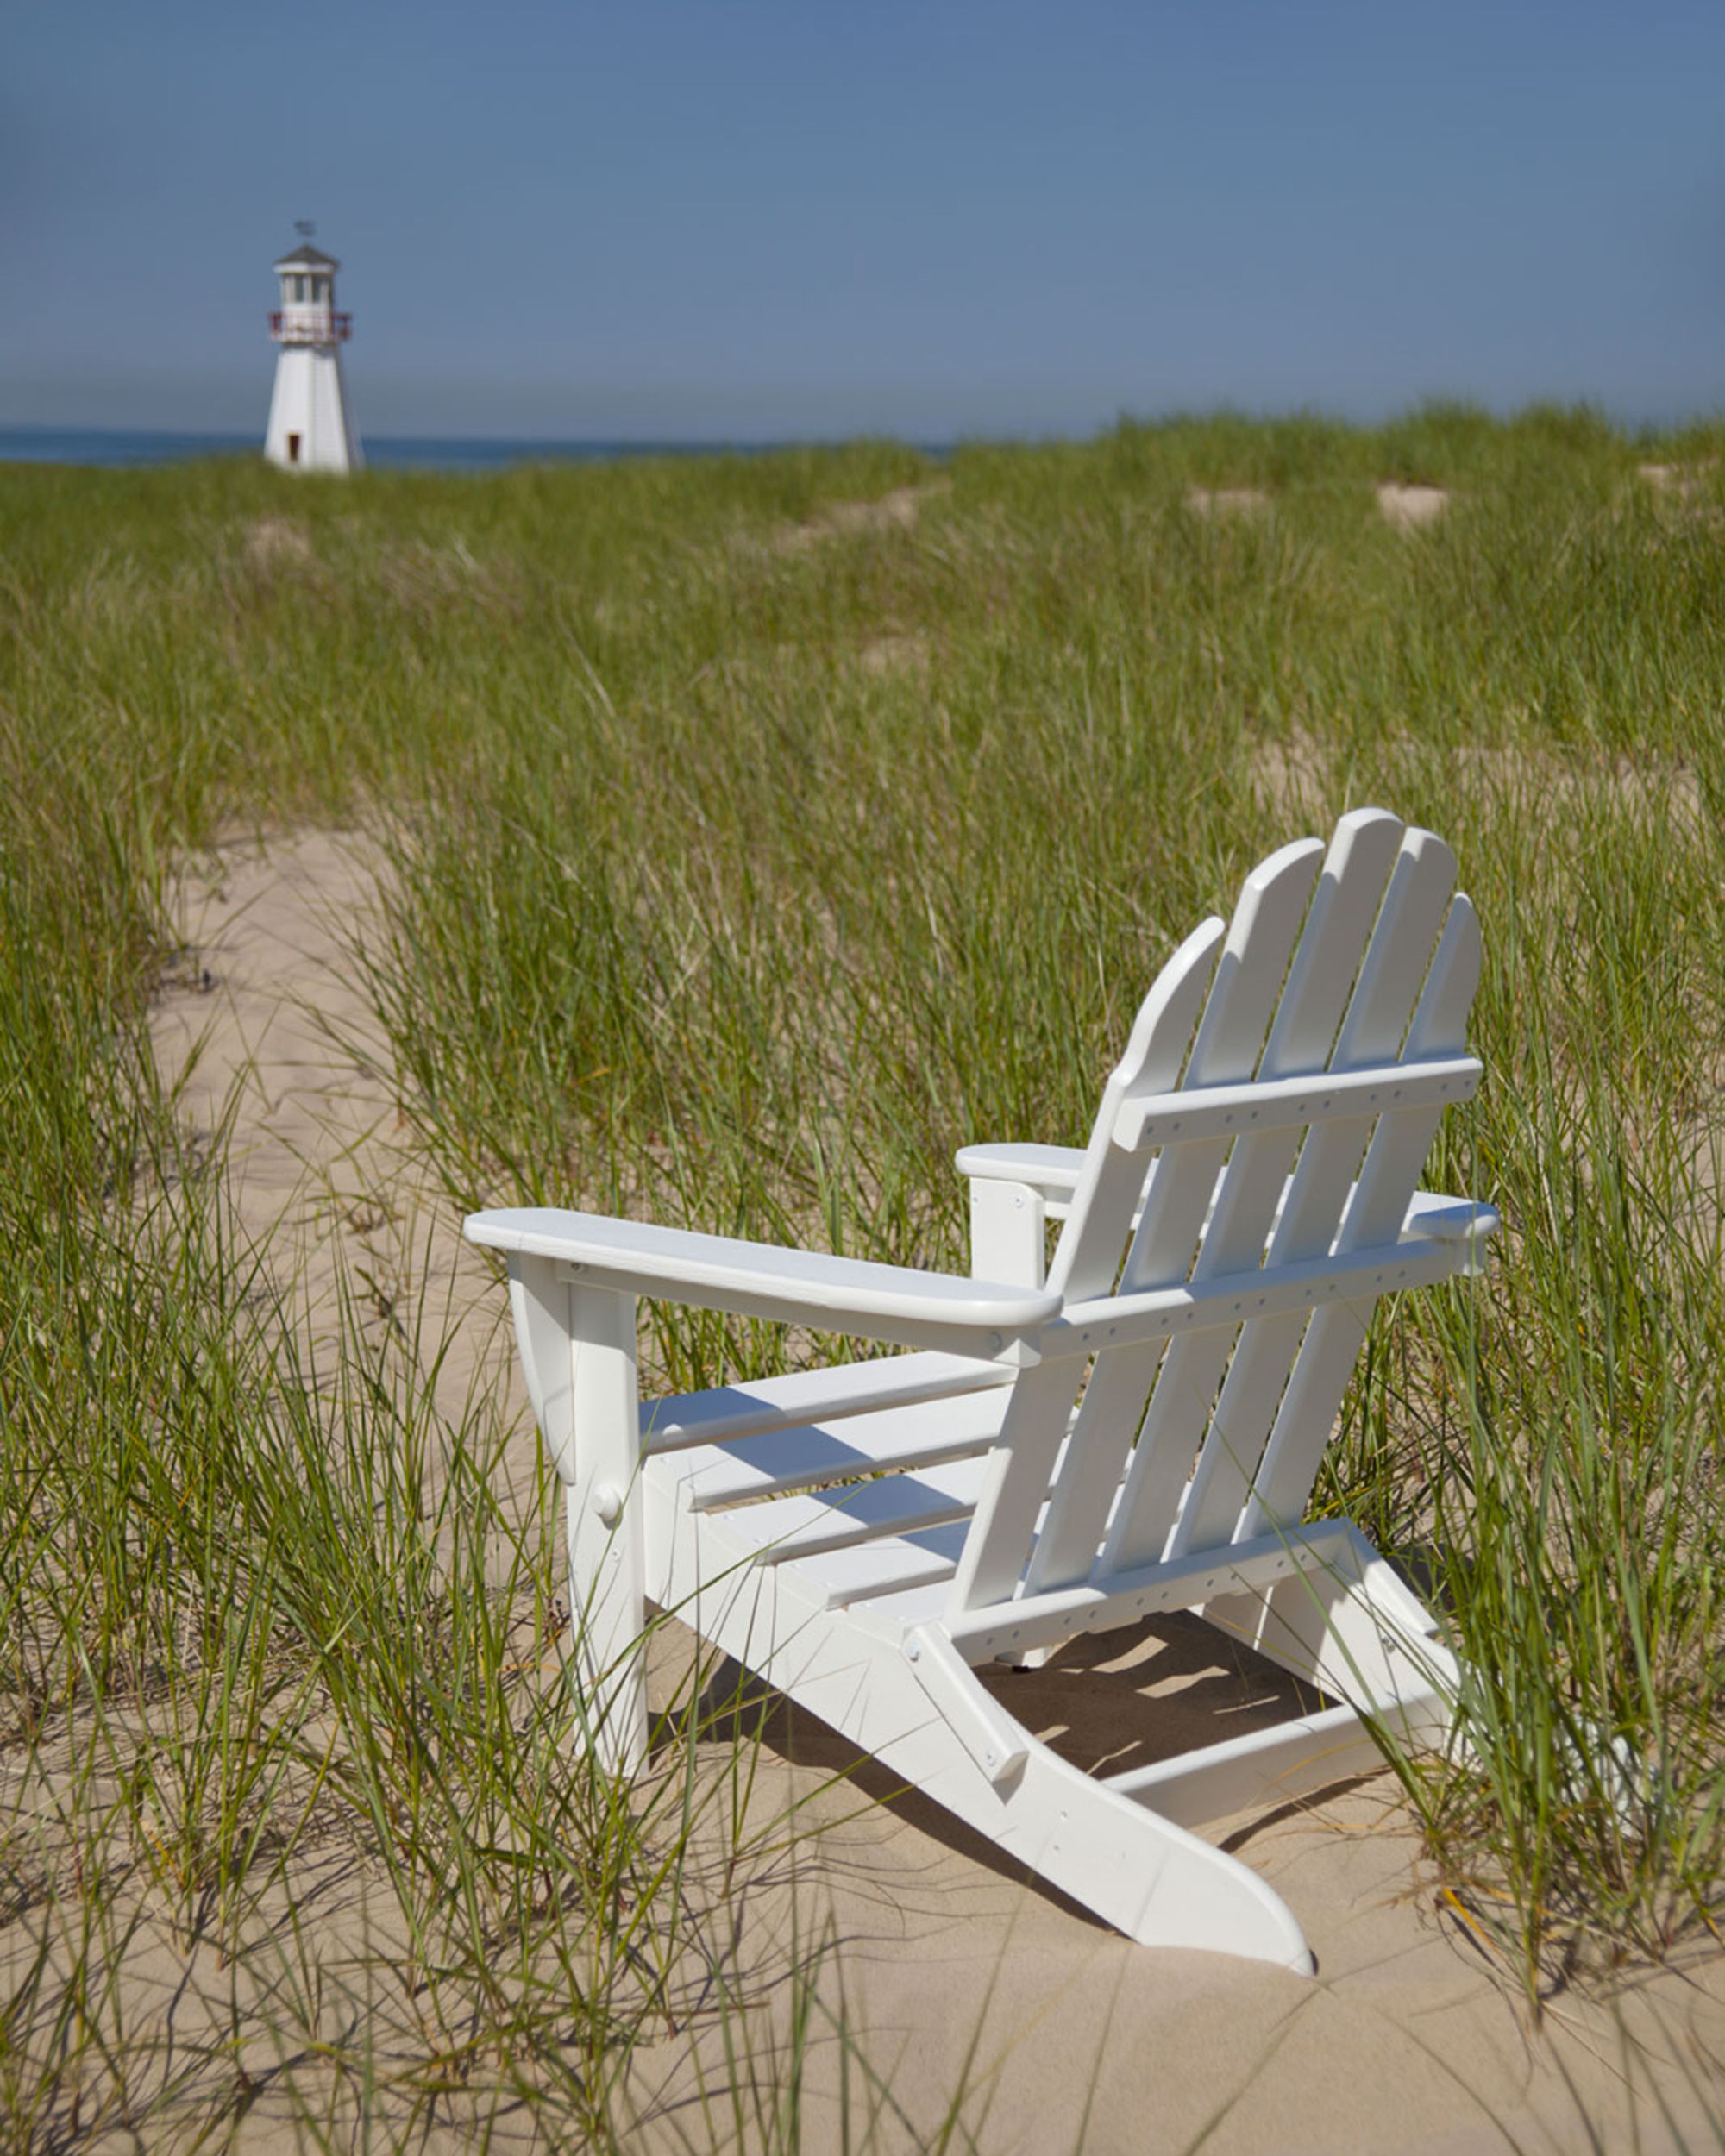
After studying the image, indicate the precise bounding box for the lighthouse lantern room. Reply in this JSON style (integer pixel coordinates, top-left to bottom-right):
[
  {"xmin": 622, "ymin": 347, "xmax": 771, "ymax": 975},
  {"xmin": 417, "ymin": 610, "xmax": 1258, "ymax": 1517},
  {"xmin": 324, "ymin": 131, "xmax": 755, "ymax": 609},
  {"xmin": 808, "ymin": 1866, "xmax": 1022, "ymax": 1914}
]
[{"xmin": 265, "ymin": 232, "xmax": 362, "ymax": 473}]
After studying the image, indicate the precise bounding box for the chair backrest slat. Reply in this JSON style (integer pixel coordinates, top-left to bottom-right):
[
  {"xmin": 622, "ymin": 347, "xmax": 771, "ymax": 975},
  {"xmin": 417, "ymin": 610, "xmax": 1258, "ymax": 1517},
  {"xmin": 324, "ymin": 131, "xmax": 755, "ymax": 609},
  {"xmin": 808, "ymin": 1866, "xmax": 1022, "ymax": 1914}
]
[
  {"xmin": 1237, "ymin": 889, "xmax": 1481, "ymax": 1543},
  {"xmin": 946, "ymin": 812, "xmax": 1484, "ymax": 1625},
  {"xmin": 1018, "ymin": 837, "xmax": 1324, "ymax": 1600},
  {"xmin": 1101, "ymin": 813, "xmax": 1431, "ymax": 1576},
  {"xmin": 946, "ymin": 915, "xmax": 1224, "ymax": 1614},
  {"xmin": 1155, "ymin": 830, "xmax": 1461, "ymax": 1563}
]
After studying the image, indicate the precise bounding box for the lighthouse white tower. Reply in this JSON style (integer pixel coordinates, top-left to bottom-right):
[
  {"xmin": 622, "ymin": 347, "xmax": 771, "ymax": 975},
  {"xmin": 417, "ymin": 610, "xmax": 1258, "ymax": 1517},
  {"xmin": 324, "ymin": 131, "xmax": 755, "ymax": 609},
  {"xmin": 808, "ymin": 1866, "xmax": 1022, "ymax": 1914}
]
[{"xmin": 264, "ymin": 230, "xmax": 362, "ymax": 473}]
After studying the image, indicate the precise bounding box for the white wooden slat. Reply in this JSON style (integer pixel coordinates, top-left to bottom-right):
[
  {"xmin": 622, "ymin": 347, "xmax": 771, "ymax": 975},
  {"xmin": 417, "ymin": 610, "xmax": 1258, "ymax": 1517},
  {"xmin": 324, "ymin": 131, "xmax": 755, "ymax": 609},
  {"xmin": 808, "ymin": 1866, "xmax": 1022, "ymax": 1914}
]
[
  {"xmin": 1182, "ymin": 838, "xmax": 1329, "ymax": 1092},
  {"xmin": 1028, "ymin": 1227, "xmax": 1463, "ymax": 1356},
  {"xmin": 852, "ymin": 1572, "xmax": 973, "ymax": 1636},
  {"xmin": 1046, "ymin": 916, "xmax": 1228, "ymax": 1303},
  {"xmin": 1240, "ymin": 894, "xmax": 1482, "ymax": 1539},
  {"xmin": 1265, "ymin": 1125, "xmax": 1377, "ymax": 1274},
  {"xmin": 946, "ymin": 1358, "xmax": 1096, "ymax": 1614},
  {"xmin": 847, "ymin": 1487, "xmax": 1403, "ymax": 1644},
  {"xmin": 639, "ymin": 1349, "xmax": 1011, "ymax": 1453},
  {"xmin": 1101, "ymin": 1700, "xmax": 1394, "ymax": 1827},
  {"xmin": 947, "ymin": 918, "xmax": 1226, "ymax": 1616},
  {"xmin": 1098, "ymin": 814, "xmax": 1413, "ymax": 1575},
  {"xmin": 1339, "ymin": 902, "xmax": 1484, "ymax": 1259},
  {"xmin": 957, "ymin": 1150, "xmax": 1484, "ymax": 1256},
  {"xmin": 1216, "ymin": 923, "xmax": 1475, "ymax": 1552},
  {"xmin": 1160, "ymin": 830, "xmax": 1463, "ymax": 1563},
  {"xmin": 1112, "ymin": 1055, "xmax": 1478, "ymax": 1151},
  {"xmin": 1156, "ymin": 1309, "xmax": 1311, "ymax": 1557},
  {"xmin": 1009, "ymin": 1199, "xmax": 1484, "ymax": 1587},
  {"xmin": 1203, "ymin": 813, "xmax": 1427, "ymax": 1271},
  {"xmin": 1015, "ymin": 840, "xmax": 1325, "ymax": 1601},
  {"xmin": 1261, "ymin": 824, "xmax": 1459, "ymax": 1261},
  {"xmin": 674, "ymin": 1388, "xmax": 1015, "ymax": 1510},
  {"xmin": 1093, "ymin": 1326, "xmax": 1238, "ymax": 1576},
  {"xmin": 727, "ymin": 1457, "xmax": 992, "ymax": 1564},
  {"xmin": 945, "ymin": 1522, "xmax": 1359, "ymax": 1660},
  {"xmin": 797, "ymin": 1520, "xmax": 972, "ymax": 1608},
  {"xmin": 1403, "ymin": 892, "xmax": 1484, "ymax": 1063},
  {"xmin": 1236, "ymin": 1312, "xmax": 1366, "ymax": 1543},
  {"xmin": 1332, "ymin": 829, "xmax": 1458, "ymax": 1067},
  {"xmin": 1255, "ymin": 809, "xmax": 1407, "ymax": 1076},
  {"xmin": 1019, "ymin": 1343, "xmax": 1163, "ymax": 1590}
]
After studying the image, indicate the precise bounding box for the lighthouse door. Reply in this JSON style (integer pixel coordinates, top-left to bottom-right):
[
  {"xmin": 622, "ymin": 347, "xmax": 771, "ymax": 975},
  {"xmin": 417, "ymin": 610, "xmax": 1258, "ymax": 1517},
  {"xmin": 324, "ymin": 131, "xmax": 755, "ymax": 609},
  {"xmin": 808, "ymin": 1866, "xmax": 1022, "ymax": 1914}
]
[{"xmin": 286, "ymin": 433, "xmax": 302, "ymax": 466}]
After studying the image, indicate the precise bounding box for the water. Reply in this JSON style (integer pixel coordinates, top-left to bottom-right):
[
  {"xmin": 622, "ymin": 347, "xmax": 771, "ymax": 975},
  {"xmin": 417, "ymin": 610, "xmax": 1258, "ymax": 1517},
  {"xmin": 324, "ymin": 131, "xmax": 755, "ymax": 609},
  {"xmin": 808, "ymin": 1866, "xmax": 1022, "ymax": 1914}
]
[{"xmin": 0, "ymin": 427, "xmax": 915, "ymax": 473}]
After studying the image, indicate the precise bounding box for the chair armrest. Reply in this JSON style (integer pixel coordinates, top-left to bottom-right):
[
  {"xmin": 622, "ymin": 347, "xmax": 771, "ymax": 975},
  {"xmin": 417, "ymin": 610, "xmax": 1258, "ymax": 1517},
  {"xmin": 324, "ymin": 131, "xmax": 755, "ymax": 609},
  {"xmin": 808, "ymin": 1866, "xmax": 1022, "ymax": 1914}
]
[
  {"xmin": 953, "ymin": 1144, "xmax": 1092, "ymax": 1289},
  {"xmin": 465, "ymin": 1207, "xmax": 1059, "ymax": 1358},
  {"xmin": 1401, "ymin": 1194, "xmax": 1501, "ymax": 1258},
  {"xmin": 954, "ymin": 1143, "xmax": 1088, "ymax": 1203}
]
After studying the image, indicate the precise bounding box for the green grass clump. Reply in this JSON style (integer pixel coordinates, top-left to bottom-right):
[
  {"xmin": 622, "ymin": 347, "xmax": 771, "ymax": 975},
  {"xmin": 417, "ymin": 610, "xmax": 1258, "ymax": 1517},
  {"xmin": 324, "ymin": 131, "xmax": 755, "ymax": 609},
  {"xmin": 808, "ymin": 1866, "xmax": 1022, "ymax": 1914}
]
[{"xmin": 1, "ymin": 405, "xmax": 1722, "ymax": 2135}]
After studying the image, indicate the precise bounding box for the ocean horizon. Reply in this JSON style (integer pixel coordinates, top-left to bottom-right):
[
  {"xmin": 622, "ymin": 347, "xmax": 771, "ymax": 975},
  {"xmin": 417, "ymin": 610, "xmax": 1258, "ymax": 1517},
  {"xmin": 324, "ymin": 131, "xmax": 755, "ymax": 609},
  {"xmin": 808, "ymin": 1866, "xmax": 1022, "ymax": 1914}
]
[{"xmin": 0, "ymin": 425, "xmax": 951, "ymax": 473}]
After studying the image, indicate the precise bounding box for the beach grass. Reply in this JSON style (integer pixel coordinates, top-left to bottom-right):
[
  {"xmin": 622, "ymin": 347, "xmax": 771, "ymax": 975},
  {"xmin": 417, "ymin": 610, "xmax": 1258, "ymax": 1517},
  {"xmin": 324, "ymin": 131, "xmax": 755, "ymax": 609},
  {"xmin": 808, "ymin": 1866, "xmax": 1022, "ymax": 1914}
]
[{"xmin": 1, "ymin": 405, "xmax": 1722, "ymax": 2140}]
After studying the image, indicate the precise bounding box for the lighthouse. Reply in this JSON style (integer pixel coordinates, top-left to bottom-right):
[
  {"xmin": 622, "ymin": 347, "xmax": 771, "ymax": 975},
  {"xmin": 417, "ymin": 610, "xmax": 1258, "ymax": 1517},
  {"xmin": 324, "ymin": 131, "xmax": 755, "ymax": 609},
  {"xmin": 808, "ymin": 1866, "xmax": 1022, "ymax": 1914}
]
[{"xmin": 264, "ymin": 229, "xmax": 362, "ymax": 473}]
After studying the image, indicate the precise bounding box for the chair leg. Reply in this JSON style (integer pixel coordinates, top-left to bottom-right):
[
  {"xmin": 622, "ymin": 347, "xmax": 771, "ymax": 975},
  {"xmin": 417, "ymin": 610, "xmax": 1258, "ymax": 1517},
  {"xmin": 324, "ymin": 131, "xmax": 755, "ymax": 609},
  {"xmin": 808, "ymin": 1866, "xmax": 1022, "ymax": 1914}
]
[
  {"xmin": 564, "ymin": 1285, "xmax": 649, "ymax": 1775},
  {"xmin": 688, "ymin": 1566, "xmax": 1317, "ymax": 1971},
  {"xmin": 1000, "ymin": 1737, "xmax": 1317, "ymax": 1971},
  {"xmin": 891, "ymin": 1638, "xmax": 1315, "ymax": 1970},
  {"xmin": 1201, "ymin": 1521, "xmax": 1459, "ymax": 1748}
]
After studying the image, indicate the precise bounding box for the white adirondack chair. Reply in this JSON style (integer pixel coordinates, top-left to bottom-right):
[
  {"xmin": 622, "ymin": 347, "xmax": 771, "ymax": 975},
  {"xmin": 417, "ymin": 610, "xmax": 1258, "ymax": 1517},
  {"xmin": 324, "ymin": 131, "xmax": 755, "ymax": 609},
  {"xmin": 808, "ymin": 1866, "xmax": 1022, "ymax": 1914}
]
[{"xmin": 467, "ymin": 810, "xmax": 1498, "ymax": 1972}]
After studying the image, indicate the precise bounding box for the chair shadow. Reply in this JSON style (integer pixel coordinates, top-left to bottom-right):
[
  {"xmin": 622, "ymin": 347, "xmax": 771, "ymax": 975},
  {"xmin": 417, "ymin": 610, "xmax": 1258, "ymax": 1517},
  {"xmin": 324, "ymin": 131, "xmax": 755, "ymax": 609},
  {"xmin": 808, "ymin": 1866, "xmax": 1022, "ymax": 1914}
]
[{"xmin": 674, "ymin": 1611, "xmax": 1360, "ymax": 1929}]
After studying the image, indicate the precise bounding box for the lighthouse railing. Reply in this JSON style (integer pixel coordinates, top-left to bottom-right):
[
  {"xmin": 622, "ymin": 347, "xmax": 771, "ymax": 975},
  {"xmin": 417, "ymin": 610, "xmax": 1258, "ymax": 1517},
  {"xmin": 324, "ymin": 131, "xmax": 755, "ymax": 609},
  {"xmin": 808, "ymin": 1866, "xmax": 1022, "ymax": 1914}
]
[{"xmin": 268, "ymin": 311, "xmax": 354, "ymax": 343}]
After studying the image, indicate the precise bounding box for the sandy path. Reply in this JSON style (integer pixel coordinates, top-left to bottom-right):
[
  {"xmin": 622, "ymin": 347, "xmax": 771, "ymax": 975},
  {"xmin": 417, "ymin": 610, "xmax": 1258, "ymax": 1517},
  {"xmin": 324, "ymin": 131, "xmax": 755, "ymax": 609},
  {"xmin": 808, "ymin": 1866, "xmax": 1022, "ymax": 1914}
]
[
  {"xmin": 152, "ymin": 830, "xmax": 512, "ymax": 1420},
  {"xmin": 142, "ymin": 833, "xmax": 1724, "ymax": 2152}
]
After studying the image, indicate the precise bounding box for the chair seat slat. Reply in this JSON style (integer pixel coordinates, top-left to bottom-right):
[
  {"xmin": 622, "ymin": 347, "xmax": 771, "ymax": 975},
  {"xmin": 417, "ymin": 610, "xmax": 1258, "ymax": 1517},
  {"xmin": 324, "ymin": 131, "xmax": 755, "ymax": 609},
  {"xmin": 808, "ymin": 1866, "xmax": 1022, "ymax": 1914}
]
[
  {"xmin": 730, "ymin": 1457, "xmax": 990, "ymax": 1564},
  {"xmin": 674, "ymin": 1388, "xmax": 1016, "ymax": 1511},
  {"xmin": 640, "ymin": 1349, "xmax": 1010, "ymax": 1453},
  {"xmin": 793, "ymin": 1522, "xmax": 970, "ymax": 1608}
]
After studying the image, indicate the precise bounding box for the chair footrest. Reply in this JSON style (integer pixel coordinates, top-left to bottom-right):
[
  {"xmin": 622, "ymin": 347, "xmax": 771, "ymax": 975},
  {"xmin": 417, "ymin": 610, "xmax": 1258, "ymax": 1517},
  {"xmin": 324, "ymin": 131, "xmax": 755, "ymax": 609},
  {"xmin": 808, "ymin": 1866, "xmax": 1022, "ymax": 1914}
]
[{"xmin": 1103, "ymin": 1689, "xmax": 1447, "ymax": 1827}]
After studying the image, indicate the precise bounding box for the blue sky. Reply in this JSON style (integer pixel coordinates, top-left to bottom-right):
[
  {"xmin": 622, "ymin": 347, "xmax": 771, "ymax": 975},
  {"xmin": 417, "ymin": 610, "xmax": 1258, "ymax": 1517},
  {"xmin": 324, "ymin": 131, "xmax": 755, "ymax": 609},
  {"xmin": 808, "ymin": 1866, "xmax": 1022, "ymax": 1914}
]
[{"xmin": 6, "ymin": 1, "xmax": 1722, "ymax": 439}]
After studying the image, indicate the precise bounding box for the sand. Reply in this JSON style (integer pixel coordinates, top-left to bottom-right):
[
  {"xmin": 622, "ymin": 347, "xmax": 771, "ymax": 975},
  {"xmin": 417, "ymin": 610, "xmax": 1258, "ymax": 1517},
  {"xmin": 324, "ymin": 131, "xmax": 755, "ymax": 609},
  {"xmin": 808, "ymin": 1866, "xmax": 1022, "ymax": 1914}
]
[
  {"xmin": 1186, "ymin": 486, "xmax": 1272, "ymax": 517},
  {"xmin": 1636, "ymin": 461, "xmax": 1716, "ymax": 498},
  {"xmin": 151, "ymin": 830, "xmax": 516, "ymax": 1430},
  {"xmin": 1182, "ymin": 485, "xmax": 1452, "ymax": 530},
  {"xmin": 1376, "ymin": 484, "xmax": 1449, "ymax": 531},
  {"xmin": 774, "ymin": 480, "xmax": 954, "ymax": 554},
  {"xmin": 135, "ymin": 832, "xmax": 1724, "ymax": 2150}
]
